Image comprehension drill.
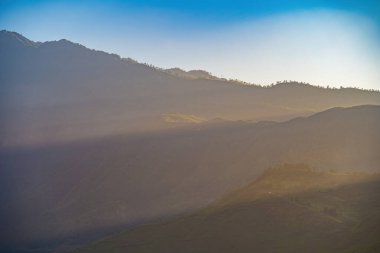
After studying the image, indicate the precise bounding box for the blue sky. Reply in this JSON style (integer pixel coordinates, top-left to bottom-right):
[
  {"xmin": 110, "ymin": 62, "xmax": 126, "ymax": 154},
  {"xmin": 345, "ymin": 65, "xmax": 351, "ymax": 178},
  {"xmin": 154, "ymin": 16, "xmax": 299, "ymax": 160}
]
[{"xmin": 1, "ymin": 0, "xmax": 380, "ymax": 89}]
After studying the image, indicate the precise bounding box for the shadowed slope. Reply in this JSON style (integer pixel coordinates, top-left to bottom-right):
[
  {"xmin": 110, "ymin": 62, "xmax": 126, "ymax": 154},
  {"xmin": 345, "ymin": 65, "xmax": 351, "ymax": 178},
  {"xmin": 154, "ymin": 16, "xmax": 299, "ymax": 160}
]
[{"xmin": 76, "ymin": 164, "xmax": 380, "ymax": 253}]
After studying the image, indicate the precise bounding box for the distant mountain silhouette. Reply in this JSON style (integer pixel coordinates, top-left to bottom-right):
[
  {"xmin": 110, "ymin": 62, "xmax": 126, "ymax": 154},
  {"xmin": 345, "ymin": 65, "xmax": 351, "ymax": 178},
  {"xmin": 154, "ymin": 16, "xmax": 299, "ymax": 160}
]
[
  {"xmin": 1, "ymin": 30, "xmax": 379, "ymax": 147},
  {"xmin": 1, "ymin": 105, "xmax": 379, "ymax": 252},
  {"xmin": 164, "ymin": 68, "xmax": 221, "ymax": 80},
  {"xmin": 75, "ymin": 164, "xmax": 380, "ymax": 253}
]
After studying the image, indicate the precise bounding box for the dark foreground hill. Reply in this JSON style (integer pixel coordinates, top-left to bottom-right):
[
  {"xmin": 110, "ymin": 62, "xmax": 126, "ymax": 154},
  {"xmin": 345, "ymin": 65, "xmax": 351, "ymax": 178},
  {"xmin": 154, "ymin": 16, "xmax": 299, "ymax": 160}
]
[
  {"xmin": 0, "ymin": 105, "xmax": 379, "ymax": 252},
  {"xmin": 76, "ymin": 164, "xmax": 380, "ymax": 253},
  {"xmin": 1, "ymin": 30, "xmax": 380, "ymax": 147}
]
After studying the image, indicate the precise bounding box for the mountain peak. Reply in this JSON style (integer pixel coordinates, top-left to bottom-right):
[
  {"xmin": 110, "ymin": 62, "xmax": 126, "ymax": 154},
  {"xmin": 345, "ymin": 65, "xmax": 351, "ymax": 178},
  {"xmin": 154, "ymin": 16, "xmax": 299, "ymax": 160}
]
[
  {"xmin": 0, "ymin": 30, "xmax": 35, "ymax": 48},
  {"xmin": 164, "ymin": 67, "xmax": 220, "ymax": 80},
  {"xmin": 40, "ymin": 38, "xmax": 87, "ymax": 51}
]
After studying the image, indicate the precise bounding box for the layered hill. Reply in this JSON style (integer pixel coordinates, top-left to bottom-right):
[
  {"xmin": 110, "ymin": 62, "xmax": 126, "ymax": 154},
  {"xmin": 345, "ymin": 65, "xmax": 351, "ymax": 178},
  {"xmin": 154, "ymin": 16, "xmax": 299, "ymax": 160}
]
[
  {"xmin": 163, "ymin": 68, "xmax": 220, "ymax": 80},
  {"xmin": 1, "ymin": 30, "xmax": 380, "ymax": 147},
  {"xmin": 1, "ymin": 105, "xmax": 379, "ymax": 252},
  {"xmin": 76, "ymin": 164, "xmax": 380, "ymax": 253}
]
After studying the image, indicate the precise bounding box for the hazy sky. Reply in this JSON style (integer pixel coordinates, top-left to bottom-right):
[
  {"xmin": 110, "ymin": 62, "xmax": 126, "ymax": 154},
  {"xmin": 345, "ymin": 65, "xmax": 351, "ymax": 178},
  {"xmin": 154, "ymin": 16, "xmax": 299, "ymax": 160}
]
[{"xmin": 1, "ymin": 0, "xmax": 380, "ymax": 89}]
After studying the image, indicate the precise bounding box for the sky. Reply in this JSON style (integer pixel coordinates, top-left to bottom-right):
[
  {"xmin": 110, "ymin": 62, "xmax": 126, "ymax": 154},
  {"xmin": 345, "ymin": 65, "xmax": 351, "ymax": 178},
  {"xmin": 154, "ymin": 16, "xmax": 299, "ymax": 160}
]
[{"xmin": 1, "ymin": 0, "xmax": 380, "ymax": 89}]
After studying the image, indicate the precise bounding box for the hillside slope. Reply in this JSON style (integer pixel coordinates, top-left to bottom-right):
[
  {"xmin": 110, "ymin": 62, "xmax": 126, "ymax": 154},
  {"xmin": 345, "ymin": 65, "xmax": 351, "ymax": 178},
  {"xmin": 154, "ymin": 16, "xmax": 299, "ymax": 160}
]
[
  {"xmin": 76, "ymin": 164, "xmax": 380, "ymax": 253},
  {"xmin": 1, "ymin": 30, "xmax": 380, "ymax": 147},
  {"xmin": 0, "ymin": 105, "xmax": 379, "ymax": 252}
]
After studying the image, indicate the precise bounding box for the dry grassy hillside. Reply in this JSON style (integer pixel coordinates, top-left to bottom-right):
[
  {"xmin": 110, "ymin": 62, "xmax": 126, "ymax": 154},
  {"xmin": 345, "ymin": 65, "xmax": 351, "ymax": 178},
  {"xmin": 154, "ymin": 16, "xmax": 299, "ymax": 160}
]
[{"xmin": 76, "ymin": 164, "xmax": 380, "ymax": 253}]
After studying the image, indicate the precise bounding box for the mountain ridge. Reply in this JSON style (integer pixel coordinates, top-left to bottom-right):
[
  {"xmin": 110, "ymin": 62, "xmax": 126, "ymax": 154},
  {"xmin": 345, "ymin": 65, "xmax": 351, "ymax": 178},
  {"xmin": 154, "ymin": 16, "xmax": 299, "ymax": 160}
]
[
  {"xmin": 1, "ymin": 30, "xmax": 378, "ymax": 91},
  {"xmin": 2, "ymin": 30, "xmax": 380, "ymax": 147}
]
